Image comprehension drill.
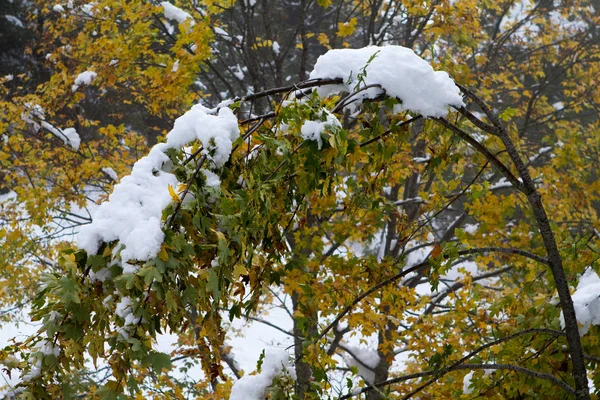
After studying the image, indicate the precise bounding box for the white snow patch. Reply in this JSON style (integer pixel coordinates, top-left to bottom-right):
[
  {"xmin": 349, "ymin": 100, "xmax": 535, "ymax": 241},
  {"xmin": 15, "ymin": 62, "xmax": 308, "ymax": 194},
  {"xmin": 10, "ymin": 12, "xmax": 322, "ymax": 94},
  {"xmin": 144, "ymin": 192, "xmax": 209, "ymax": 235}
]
[
  {"xmin": 272, "ymin": 41, "xmax": 280, "ymax": 55},
  {"xmin": 5, "ymin": 15, "xmax": 23, "ymax": 28},
  {"xmin": 41, "ymin": 122, "xmax": 81, "ymax": 150},
  {"xmin": 201, "ymin": 169, "xmax": 221, "ymax": 188},
  {"xmin": 72, "ymin": 70, "xmax": 97, "ymax": 92},
  {"xmin": 171, "ymin": 59, "xmax": 180, "ymax": 72},
  {"xmin": 300, "ymin": 110, "xmax": 341, "ymax": 150},
  {"xmin": 412, "ymin": 156, "xmax": 431, "ymax": 163},
  {"xmin": 463, "ymin": 224, "xmax": 478, "ymax": 235},
  {"xmin": 161, "ymin": 2, "xmax": 194, "ymax": 26},
  {"xmin": 102, "ymin": 167, "xmax": 119, "ymax": 182},
  {"xmin": 215, "ymin": 27, "xmax": 229, "ymax": 37},
  {"xmin": 561, "ymin": 268, "xmax": 600, "ymax": 336},
  {"xmin": 309, "ymin": 46, "xmax": 464, "ymax": 117},
  {"xmin": 229, "ymin": 349, "xmax": 295, "ymax": 400},
  {"xmin": 0, "ymin": 190, "xmax": 17, "ymax": 203},
  {"xmin": 77, "ymin": 104, "xmax": 238, "ymax": 262},
  {"xmin": 52, "ymin": 4, "xmax": 65, "ymax": 12}
]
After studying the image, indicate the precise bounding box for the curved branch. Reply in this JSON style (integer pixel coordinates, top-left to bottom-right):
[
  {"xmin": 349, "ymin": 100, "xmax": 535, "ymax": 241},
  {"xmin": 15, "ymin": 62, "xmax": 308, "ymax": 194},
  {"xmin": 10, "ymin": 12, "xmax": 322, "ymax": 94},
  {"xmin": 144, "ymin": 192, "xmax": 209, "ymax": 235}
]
[
  {"xmin": 311, "ymin": 260, "xmax": 430, "ymax": 351},
  {"xmin": 454, "ymin": 86, "xmax": 590, "ymax": 398},
  {"xmin": 433, "ymin": 117, "xmax": 525, "ymax": 193},
  {"xmin": 457, "ymin": 247, "xmax": 548, "ymax": 265},
  {"xmin": 340, "ymin": 328, "xmax": 568, "ymax": 399}
]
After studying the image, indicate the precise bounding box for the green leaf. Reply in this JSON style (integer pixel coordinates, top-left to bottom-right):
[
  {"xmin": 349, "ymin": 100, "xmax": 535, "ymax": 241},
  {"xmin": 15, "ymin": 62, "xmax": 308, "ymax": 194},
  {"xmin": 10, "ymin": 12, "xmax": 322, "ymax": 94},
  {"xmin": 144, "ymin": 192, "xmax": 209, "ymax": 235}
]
[
  {"xmin": 165, "ymin": 290, "xmax": 177, "ymax": 312},
  {"xmin": 58, "ymin": 277, "xmax": 80, "ymax": 304},
  {"xmin": 148, "ymin": 351, "xmax": 172, "ymax": 373},
  {"xmin": 499, "ymin": 107, "xmax": 517, "ymax": 121},
  {"xmin": 137, "ymin": 265, "xmax": 162, "ymax": 285},
  {"xmin": 256, "ymin": 349, "xmax": 266, "ymax": 373}
]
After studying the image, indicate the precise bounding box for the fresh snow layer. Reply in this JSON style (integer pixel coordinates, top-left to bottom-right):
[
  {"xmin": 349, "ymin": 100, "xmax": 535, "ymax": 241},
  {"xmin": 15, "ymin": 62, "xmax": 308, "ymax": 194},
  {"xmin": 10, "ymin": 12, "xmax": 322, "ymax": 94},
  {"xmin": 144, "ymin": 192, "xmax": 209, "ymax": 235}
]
[
  {"xmin": 5, "ymin": 15, "xmax": 24, "ymax": 28},
  {"xmin": 300, "ymin": 110, "xmax": 341, "ymax": 149},
  {"xmin": 21, "ymin": 104, "xmax": 81, "ymax": 150},
  {"xmin": 72, "ymin": 70, "xmax": 97, "ymax": 92},
  {"xmin": 309, "ymin": 46, "xmax": 464, "ymax": 117},
  {"xmin": 41, "ymin": 122, "xmax": 81, "ymax": 150},
  {"xmin": 229, "ymin": 349, "xmax": 295, "ymax": 400},
  {"xmin": 561, "ymin": 268, "xmax": 600, "ymax": 336},
  {"xmin": 161, "ymin": 1, "xmax": 194, "ymax": 26},
  {"xmin": 101, "ymin": 167, "xmax": 119, "ymax": 182},
  {"xmin": 77, "ymin": 104, "xmax": 239, "ymax": 262}
]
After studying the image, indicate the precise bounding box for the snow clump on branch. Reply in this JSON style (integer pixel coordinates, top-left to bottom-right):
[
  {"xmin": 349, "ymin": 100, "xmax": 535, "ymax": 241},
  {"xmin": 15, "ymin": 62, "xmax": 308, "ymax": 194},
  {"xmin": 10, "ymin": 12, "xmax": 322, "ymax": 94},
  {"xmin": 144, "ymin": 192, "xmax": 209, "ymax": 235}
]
[
  {"xmin": 72, "ymin": 70, "xmax": 97, "ymax": 92},
  {"xmin": 309, "ymin": 46, "xmax": 464, "ymax": 117},
  {"xmin": 161, "ymin": 1, "xmax": 195, "ymax": 26},
  {"xmin": 229, "ymin": 349, "xmax": 295, "ymax": 400},
  {"xmin": 560, "ymin": 267, "xmax": 600, "ymax": 336},
  {"xmin": 77, "ymin": 104, "xmax": 239, "ymax": 262},
  {"xmin": 78, "ymin": 45, "xmax": 462, "ymax": 264}
]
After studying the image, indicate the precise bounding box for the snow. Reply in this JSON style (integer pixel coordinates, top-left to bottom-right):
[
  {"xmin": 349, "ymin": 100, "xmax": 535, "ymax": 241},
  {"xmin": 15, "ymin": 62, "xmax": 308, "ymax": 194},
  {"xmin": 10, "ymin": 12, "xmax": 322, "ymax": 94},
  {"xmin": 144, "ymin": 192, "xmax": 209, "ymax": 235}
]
[
  {"xmin": 215, "ymin": 27, "xmax": 229, "ymax": 37},
  {"xmin": 201, "ymin": 169, "xmax": 220, "ymax": 188},
  {"xmin": 412, "ymin": 156, "xmax": 431, "ymax": 163},
  {"xmin": 171, "ymin": 59, "xmax": 180, "ymax": 72},
  {"xmin": 102, "ymin": 167, "xmax": 119, "ymax": 182},
  {"xmin": 115, "ymin": 297, "xmax": 132, "ymax": 319},
  {"xmin": 463, "ymin": 371, "xmax": 474, "ymax": 394},
  {"xmin": 0, "ymin": 190, "xmax": 16, "ymax": 203},
  {"xmin": 229, "ymin": 349, "xmax": 295, "ymax": 400},
  {"xmin": 342, "ymin": 345, "xmax": 380, "ymax": 384},
  {"xmin": 161, "ymin": 2, "xmax": 195, "ymax": 26},
  {"xmin": 21, "ymin": 104, "xmax": 81, "ymax": 150},
  {"xmin": 300, "ymin": 110, "xmax": 341, "ymax": 149},
  {"xmin": 529, "ymin": 146, "xmax": 552, "ymax": 163},
  {"xmin": 122, "ymin": 262, "xmax": 139, "ymax": 274},
  {"xmin": 52, "ymin": 4, "xmax": 65, "ymax": 12},
  {"xmin": 72, "ymin": 70, "xmax": 97, "ymax": 92},
  {"xmin": 5, "ymin": 15, "xmax": 23, "ymax": 28},
  {"xmin": 77, "ymin": 104, "xmax": 238, "ymax": 262},
  {"xmin": 232, "ymin": 65, "xmax": 245, "ymax": 81},
  {"xmin": 309, "ymin": 46, "xmax": 464, "ymax": 117},
  {"xmin": 272, "ymin": 41, "xmax": 280, "ymax": 55},
  {"xmin": 463, "ymin": 224, "xmax": 478, "ymax": 235},
  {"xmin": 21, "ymin": 103, "xmax": 44, "ymax": 132},
  {"xmin": 560, "ymin": 268, "xmax": 600, "ymax": 336},
  {"xmin": 40, "ymin": 122, "xmax": 81, "ymax": 150},
  {"xmin": 21, "ymin": 360, "xmax": 41, "ymax": 382},
  {"xmin": 38, "ymin": 339, "xmax": 60, "ymax": 357},
  {"xmin": 81, "ymin": 2, "xmax": 96, "ymax": 15},
  {"xmin": 490, "ymin": 177, "xmax": 513, "ymax": 190}
]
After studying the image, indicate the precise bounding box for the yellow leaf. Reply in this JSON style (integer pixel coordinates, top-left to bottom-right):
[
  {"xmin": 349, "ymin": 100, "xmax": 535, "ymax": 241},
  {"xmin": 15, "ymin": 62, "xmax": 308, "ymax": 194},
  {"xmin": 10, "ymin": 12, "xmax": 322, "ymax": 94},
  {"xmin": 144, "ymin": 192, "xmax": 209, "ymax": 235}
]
[
  {"xmin": 233, "ymin": 263, "xmax": 247, "ymax": 279},
  {"xmin": 168, "ymin": 184, "xmax": 180, "ymax": 203},
  {"xmin": 317, "ymin": 33, "xmax": 331, "ymax": 49},
  {"xmin": 158, "ymin": 246, "xmax": 169, "ymax": 262},
  {"xmin": 337, "ymin": 18, "xmax": 357, "ymax": 37}
]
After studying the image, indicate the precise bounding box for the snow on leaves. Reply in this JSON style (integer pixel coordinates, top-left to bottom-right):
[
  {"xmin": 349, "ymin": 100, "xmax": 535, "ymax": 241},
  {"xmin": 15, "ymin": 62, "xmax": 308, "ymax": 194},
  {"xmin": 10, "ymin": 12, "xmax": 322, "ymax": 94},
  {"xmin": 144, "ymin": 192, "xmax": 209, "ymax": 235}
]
[
  {"xmin": 78, "ymin": 104, "xmax": 239, "ymax": 262},
  {"xmin": 309, "ymin": 46, "xmax": 464, "ymax": 117}
]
